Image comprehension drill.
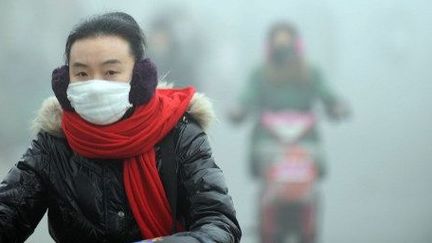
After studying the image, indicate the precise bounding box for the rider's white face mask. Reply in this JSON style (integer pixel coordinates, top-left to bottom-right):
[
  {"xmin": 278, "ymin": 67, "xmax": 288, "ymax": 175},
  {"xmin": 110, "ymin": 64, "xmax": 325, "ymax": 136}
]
[{"xmin": 66, "ymin": 80, "xmax": 133, "ymax": 125}]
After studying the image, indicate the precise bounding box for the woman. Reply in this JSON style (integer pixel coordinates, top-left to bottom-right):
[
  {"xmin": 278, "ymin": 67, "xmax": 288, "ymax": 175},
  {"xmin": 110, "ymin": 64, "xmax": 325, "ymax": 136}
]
[{"xmin": 0, "ymin": 12, "xmax": 241, "ymax": 243}]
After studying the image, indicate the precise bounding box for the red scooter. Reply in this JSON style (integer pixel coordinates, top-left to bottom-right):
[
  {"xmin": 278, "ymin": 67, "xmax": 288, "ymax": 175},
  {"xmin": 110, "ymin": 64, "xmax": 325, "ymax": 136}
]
[{"xmin": 258, "ymin": 111, "xmax": 319, "ymax": 243}]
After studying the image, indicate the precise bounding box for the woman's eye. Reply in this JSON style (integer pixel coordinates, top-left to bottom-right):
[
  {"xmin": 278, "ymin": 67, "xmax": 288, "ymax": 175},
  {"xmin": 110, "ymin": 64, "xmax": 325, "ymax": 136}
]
[
  {"xmin": 106, "ymin": 71, "xmax": 118, "ymax": 76},
  {"xmin": 76, "ymin": 72, "xmax": 87, "ymax": 77}
]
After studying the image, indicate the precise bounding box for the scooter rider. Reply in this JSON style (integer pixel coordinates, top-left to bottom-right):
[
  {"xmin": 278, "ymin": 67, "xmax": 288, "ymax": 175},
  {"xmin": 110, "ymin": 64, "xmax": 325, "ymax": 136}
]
[{"xmin": 229, "ymin": 21, "xmax": 350, "ymax": 179}]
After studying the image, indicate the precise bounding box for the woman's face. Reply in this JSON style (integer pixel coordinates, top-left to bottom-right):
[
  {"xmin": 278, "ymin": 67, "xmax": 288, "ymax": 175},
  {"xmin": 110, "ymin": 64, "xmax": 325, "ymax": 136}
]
[
  {"xmin": 69, "ymin": 35, "xmax": 135, "ymax": 83},
  {"xmin": 272, "ymin": 30, "xmax": 293, "ymax": 48}
]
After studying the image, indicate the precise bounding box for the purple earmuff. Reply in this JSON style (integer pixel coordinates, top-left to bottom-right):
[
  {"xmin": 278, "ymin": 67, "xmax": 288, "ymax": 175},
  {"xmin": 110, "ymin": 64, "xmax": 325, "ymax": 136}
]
[
  {"xmin": 129, "ymin": 58, "xmax": 158, "ymax": 106},
  {"xmin": 52, "ymin": 65, "xmax": 73, "ymax": 111}
]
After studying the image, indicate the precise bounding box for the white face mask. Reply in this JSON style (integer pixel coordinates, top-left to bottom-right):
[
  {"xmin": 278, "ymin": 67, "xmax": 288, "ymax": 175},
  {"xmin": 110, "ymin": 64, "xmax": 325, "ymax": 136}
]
[{"xmin": 66, "ymin": 80, "xmax": 133, "ymax": 125}]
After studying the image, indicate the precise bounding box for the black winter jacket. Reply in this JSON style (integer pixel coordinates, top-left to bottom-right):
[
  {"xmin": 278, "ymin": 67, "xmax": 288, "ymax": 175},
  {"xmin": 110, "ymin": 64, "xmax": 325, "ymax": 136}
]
[{"xmin": 0, "ymin": 96, "xmax": 241, "ymax": 243}]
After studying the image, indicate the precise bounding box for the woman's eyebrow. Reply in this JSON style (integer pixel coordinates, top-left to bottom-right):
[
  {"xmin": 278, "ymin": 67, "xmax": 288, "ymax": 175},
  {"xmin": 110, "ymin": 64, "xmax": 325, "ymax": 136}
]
[
  {"xmin": 101, "ymin": 59, "xmax": 122, "ymax": 66},
  {"xmin": 72, "ymin": 62, "xmax": 88, "ymax": 68}
]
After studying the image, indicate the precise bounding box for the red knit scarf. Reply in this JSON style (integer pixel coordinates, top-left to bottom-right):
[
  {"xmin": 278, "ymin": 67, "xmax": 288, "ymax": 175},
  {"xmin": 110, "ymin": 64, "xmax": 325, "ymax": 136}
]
[{"xmin": 61, "ymin": 87, "xmax": 195, "ymax": 239}]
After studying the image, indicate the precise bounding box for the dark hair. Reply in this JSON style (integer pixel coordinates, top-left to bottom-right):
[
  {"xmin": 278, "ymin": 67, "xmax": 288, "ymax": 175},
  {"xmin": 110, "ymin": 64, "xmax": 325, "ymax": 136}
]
[{"xmin": 64, "ymin": 12, "xmax": 146, "ymax": 64}]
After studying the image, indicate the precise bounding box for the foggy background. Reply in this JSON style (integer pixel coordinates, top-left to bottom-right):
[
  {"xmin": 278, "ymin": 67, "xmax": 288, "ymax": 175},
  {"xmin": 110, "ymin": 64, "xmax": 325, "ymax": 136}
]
[{"xmin": 1, "ymin": 0, "xmax": 431, "ymax": 242}]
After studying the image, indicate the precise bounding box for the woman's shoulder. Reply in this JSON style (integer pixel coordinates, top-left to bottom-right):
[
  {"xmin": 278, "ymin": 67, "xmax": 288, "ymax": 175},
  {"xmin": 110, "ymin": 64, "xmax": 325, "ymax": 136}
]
[
  {"xmin": 304, "ymin": 64, "xmax": 323, "ymax": 81},
  {"xmin": 175, "ymin": 91, "xmax": 215, "ymax": 134},
  {"xmin": 164, "ymin": 91, "xmax": 216, "ymax": 158},
  {"xmin": 25, "ymin": 97, "xmax": 72, "ymax": 165},
  {"xmin": 31, "ymin": 96, "xmax": 65, "ymax": 138}
]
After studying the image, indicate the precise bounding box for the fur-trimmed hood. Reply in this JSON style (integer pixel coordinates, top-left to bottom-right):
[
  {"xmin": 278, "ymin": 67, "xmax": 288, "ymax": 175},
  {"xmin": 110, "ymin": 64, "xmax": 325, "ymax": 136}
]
[{"xmin": 32, "ymin": 86, "xmax": 215, "ymax": 137}]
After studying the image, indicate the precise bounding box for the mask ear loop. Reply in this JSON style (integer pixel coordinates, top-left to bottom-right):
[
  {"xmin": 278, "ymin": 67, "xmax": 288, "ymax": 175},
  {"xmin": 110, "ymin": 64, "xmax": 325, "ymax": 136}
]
[{"xmin": 52, "ymin": 65, "xmax": 74, "ymax": 111}]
